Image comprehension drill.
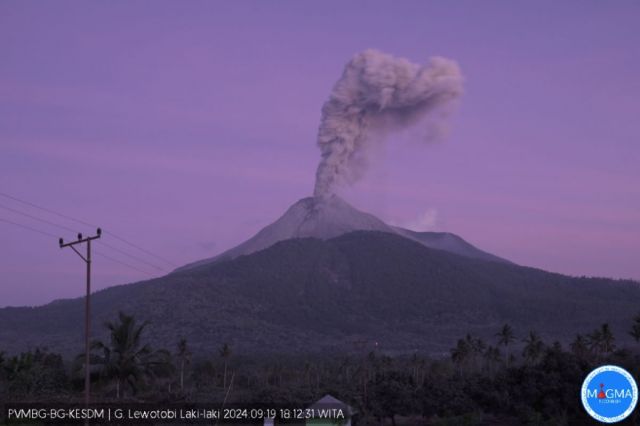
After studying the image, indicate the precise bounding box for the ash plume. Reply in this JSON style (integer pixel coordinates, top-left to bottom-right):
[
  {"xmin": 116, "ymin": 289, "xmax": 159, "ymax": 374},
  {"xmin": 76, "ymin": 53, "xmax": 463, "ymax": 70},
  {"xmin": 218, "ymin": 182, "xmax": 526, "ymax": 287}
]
[{"xmin": 313, "ymin": 49, "xmax": 464, "ymax": 198}]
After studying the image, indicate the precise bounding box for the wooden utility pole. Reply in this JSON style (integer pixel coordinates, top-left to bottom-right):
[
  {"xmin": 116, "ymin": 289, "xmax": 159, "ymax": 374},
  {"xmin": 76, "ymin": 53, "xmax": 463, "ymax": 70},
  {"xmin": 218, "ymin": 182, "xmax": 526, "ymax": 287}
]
[{"xmin": 59, "ymin": 228, "xmax": 101, "ymax": 407}]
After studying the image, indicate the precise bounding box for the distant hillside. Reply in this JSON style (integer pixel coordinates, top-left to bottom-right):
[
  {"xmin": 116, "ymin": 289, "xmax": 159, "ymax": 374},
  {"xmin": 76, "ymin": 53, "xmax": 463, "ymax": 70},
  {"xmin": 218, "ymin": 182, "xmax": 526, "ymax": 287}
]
[{"xmin": 1, "ymin": 231, "xmax": 638, "ymax": 357}]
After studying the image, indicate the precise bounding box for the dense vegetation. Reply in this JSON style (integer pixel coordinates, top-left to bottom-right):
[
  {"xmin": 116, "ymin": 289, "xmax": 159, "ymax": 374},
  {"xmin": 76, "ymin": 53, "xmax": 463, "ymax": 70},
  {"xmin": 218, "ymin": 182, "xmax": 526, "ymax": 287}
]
[
  {"xmin": 2, "ymin": 232, "xmax": 640, "ymax": 424},
  {"xmin": 1, "ymin": 232, "xmax": 639, "ymax": 358},
  {"xmin": 2, "ymin": 312, "xmax": 640, "ymax": 425}
]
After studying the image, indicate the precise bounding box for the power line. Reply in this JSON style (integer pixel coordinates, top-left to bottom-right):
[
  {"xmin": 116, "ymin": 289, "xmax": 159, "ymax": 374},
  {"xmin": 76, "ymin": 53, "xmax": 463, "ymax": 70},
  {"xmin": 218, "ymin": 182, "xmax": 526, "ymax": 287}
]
[
  {"xmin": 0, "ymin": 217, "xmax": 58, "ymax": 238},
  {"xmin": 0, "ymin": 202, "xmax": 78, "ymax": 234},
  {"xmin": 104, "ymin": 232, "xmax": 177, "ymax": 267},
  {"xmin": 0, "ymin": 191, "xmax": 95, "ymax": 228},
  {"xmin": 0, "ymin": 216, "xmax": 156, "ymax": 276},
  {"xmin": 0, "ymin": 191, "xmax": 177, "ymax": 267},
  {"xmin": 94, "ymin": 250, "xmax": 156, "ymax": 276},
  {"xmin": 1, "ymin": 201, "xmax": 165, "ymax": 271},
  {"xmin": 99, "ymin": 240, "xmax": 164, "ymax": 271}
]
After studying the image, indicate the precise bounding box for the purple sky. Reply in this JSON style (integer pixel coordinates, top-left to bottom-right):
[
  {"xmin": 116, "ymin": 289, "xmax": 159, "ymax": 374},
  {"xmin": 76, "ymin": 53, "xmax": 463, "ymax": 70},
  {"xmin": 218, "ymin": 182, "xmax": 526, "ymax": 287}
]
[{"xmin": 1, "ymin": 1, "xmax": 639, "ymax": 307}]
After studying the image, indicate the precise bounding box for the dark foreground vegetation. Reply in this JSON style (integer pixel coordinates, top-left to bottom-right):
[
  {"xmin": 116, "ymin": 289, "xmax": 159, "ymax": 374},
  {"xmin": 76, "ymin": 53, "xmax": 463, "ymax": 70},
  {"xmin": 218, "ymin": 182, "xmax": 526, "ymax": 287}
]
[{"xmin": 2, "ymin": 312, "xmax": 640, "ymax": 425}]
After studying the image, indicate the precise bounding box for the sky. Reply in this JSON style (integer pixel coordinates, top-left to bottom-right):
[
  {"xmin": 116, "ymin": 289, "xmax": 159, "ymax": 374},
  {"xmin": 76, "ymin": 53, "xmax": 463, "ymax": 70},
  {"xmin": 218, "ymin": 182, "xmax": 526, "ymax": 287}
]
[{"xmin": 1, "ymin": 1, "xmax": 639, "ymax": 307}]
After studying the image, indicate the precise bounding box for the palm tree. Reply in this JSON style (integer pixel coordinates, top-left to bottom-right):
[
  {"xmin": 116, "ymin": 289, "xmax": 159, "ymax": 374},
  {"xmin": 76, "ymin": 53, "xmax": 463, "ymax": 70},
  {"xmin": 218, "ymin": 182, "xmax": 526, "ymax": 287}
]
[
  {"xmin": 303, "ymin": 361, "xmax": 312, "ymax": 387},
  {"xmin": 176, "ymin": 338, "xmax": 191, "ymax": 393},
  {"xmin": 462, "ymin": 334, "xmax": 486, "ymax": 371},
  {"xmin": 599, "ymin": 323, "xmax": 615, "ymax": 355},
  {"xmin": 469, "ymin": 335, "xmax": 487, "ymax": 355},
  {"xmin": 522, "ymin": 331, "xmax": 544, "ymax": 365},
  {"xmin": 495, "ymin": 324, "xmax": 515, "ymax": 366},
  {"xmin": 587, "ymin": 328, "xmax": 602, "ymax": 359},
  {"xmin": 90, "ymin": 311, "xmax": 171, "ymax": 399},
  {"xmin": 629, "ymin": 313, "xmax": 640, "ymax": 346},
  {"xmin": 570, "ymin": 334, "xmax": 589, "ymax": 360},
  {"xmin": 588, "ymin": 323, "xmax": 615, "ymax": 360},
  {"xmin": 483, "ymin": 346, "xmax": 502, "ymax": 374},
  {"xmin": 409, "ymin": 353, "xmax": 424, "ymax": 386},
  {"xmin": 0, "ymin": 351, "xmax": 7, "ymax": 387},
  {"xmin": 219, "ymin": 343, "xmax": 232, "ymax": 390},
  {"xmin": 450, "ymin": 338, "xmax": 471, "ymax": 371},
  {"xmin": 361, "ymin": 351, "xmax": 378, "ymax": 407}
]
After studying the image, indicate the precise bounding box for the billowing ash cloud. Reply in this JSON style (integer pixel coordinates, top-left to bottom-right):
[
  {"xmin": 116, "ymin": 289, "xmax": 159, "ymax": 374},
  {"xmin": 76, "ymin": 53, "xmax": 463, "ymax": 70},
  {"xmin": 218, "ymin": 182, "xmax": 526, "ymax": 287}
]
[{"xmin": 313, "ymin": 49, "xmax": 463, "ymax": 198}]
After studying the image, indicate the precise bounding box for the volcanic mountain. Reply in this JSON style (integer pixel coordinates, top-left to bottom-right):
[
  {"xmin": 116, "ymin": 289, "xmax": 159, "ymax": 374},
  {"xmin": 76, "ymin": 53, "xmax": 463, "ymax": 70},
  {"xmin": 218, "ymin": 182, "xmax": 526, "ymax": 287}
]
[
  {"xmin": 178, "ymin": 195, "xmax": 508, "ymax": 271},
  {"xmin": 1, "ymin": 196, "xmax": 638, "ymax": 357}
]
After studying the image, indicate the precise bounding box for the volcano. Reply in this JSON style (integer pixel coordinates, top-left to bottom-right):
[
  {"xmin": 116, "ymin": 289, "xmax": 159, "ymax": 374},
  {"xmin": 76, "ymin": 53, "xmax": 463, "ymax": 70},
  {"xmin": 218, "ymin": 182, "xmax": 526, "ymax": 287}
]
[
  {"xmin": 2, "ymin": 228, "xmax": 639, "ymax": 356},
  {"xmin": 4, "ymin": 198, "xmax": 637, "ymax": 358},
  {"xmin": 2, "ymin": 193, "xmax": 640, "ymax": 356},
  {"xmin": 178, "ymin": 195, "xmax": 509, "ymax": 271}
]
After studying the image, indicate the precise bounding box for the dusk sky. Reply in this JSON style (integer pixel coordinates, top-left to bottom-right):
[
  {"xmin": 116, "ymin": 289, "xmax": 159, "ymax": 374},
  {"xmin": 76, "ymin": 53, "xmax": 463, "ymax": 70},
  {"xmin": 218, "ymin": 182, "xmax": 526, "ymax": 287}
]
[{"xmin": 1, "ymin": 1, "xmax": 639, "ymax": 307}]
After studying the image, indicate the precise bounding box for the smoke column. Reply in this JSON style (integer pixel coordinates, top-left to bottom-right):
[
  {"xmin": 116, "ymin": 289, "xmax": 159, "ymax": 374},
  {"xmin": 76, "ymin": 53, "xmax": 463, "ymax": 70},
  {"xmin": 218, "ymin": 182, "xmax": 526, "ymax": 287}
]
[{"xmin": 313, "ymin": 49, "xmax": 464, "ymax": 198}]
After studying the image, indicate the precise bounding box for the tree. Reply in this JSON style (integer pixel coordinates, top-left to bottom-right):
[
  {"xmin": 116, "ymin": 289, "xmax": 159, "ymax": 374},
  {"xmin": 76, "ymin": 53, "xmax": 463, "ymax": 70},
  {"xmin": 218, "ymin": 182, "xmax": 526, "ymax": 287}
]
[
  {"xmin": 219, "ymin": 342, "xmax": 232, "ymax": 390},
  {"xmin": 3, "ymin": 348, "xmax": 67, "ymax": 396},
  {"xmin": 370, "ymin": 371, "xmax": 415, "ymax": 426},
  {"xmin": 496, "ymin": 324, "xmax": 515, "ymax": 366},
  {"xmin": 409, "ymin": 353, "xmax": 425, "ymax": 386},
  {"xmin": 599, "ymin": 323, "xmax": 615, "ymax": 355},
  {"xmin": 629, "ymin": 312, "xmax": 640, "ymax": 346},
  {"xmin": 90, "ymin": 311, "xmax": 171, "ymax": 399},
  {"xmin": 0, "ymin": 351, "xmax": 5, "ymax": 379},
  {"xmin": 450, "ymin": 338, "xmax": 471, "ymax": 372},
  {"xmin": 522, "ymin": 331, "xmax": 544, "ymax": 365},
  {"xmin": 0, "ymin": 351, "xmax": 5, "ymax": 396},
  {"xmin": 465, "ymin": 334, "xmax": 486, "ymax": 371},
  {"xmin": 587, "ymin": 328, "xmax": 602, "ymax": 359},
  {"xmin": 588, "ymin": 323, "xmax": 615, "ymax": 360},
  {"xmin": 483, "ymin": 346, "xmax": 502, "ymax": 374},
  {"xmin": 176, "ymin": 338, "xmax": 191, "ymax": 393},
  {"xmin": 570, "ymin": 334, "xmax": 589, "ymax": 361},
  {"xmin": 469, "ymin": 335, "xmax": 487, "ymax": 356}
]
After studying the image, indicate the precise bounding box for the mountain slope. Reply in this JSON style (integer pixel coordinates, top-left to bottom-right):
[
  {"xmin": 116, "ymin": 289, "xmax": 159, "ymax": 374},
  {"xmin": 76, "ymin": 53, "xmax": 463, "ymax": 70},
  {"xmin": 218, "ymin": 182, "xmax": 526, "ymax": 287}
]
[
  {"xmin": 395, "ymin": 228, "xmax": 510, "ymax": 264},
  {"xmin": 1, "ymin": 231, "xmax": 637, "ymax": 356},
  {"xmin": 178, "ymin": 195, "xmax": 509, "ymax": 271},
  {"xmin": 177, "ymin": 196, "xmax": 395, "ymax": 271}
]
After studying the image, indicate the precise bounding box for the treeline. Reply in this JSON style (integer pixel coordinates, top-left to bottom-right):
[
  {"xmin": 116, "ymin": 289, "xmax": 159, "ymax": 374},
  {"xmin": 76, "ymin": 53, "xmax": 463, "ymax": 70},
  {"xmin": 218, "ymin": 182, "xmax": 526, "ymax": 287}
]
[{"xmin": 2, "ymin": 312, "xmax": 640, "ymax": 425}]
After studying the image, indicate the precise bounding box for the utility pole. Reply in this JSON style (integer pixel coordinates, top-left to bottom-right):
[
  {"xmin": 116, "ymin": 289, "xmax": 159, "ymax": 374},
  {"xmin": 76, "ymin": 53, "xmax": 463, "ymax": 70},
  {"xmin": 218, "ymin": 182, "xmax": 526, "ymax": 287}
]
[{"xmin": 59, "ymin": 228, "xmax": 101, "ymax": 407}]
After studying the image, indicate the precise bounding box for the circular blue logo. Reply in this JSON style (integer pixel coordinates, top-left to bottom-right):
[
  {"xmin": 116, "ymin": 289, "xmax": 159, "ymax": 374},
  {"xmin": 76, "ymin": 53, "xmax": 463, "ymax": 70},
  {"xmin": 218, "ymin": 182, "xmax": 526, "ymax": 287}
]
[{"xmin": 581, "ymin": 365, "xmax": 638, "ymax": 423}]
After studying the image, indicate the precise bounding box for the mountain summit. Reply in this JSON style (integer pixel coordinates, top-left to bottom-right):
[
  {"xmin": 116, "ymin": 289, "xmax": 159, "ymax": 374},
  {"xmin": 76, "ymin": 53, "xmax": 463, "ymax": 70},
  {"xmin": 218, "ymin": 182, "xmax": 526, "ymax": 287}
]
[
  {"xmin": 178, "ymin": 195, "xmax": 509, "ymax": 271},
  {"xmin": 178, "ymin": 195, "xmax": 393, "ymax": 270}
]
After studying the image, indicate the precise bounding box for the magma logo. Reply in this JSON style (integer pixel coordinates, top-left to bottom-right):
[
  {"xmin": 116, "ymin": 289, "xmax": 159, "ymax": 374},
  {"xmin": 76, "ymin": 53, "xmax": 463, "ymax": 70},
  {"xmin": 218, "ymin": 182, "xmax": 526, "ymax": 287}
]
[{"xmin": 581, "ymin": 365, "xmax": 638, "ymax": 423}]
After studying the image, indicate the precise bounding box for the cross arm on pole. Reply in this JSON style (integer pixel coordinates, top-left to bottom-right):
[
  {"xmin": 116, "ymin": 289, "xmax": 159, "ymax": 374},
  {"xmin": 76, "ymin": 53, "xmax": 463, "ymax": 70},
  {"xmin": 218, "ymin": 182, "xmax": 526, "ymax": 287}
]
[{"xmin": 59, "ymin": 228, "xmax": 102, "ymax": 251}]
